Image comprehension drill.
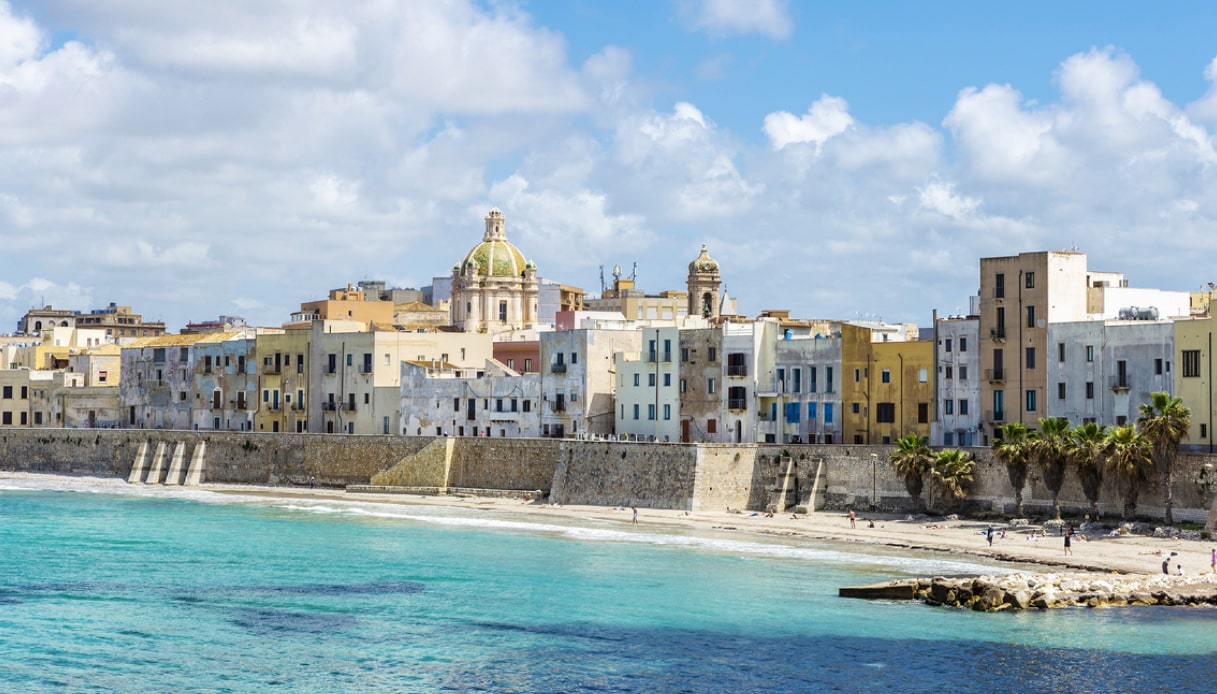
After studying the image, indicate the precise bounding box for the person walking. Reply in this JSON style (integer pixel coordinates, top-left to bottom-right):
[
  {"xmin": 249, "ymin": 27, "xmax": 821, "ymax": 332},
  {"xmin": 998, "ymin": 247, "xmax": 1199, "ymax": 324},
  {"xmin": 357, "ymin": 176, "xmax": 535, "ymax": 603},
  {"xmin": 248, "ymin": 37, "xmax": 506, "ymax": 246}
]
[
  {"xmin": 986, "ymin": 525, "xmax": 994, "ymax": 547},
  {"xmin": 1211, "ymin": 548, "xmax": 1216, "ymax": 574},
  {"xmin": 1064, "ymin": 530, "xmax": 1072, "ymax": 556},
  {"xmin": 631, "ymin": 507, "xmax": 638, "ymax": 525},
  {"xmin": 848, "ymin": 509, "xmax": 856, "ymax": 529}
]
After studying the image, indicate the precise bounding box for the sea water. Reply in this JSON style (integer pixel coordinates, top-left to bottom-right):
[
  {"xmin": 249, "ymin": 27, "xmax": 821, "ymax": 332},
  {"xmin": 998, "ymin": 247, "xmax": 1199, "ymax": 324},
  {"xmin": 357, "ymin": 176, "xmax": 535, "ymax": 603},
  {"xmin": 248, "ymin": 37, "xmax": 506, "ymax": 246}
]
[{"xmin": 1, "ymin": 477, "xmax": 1215, "ymax": 693}]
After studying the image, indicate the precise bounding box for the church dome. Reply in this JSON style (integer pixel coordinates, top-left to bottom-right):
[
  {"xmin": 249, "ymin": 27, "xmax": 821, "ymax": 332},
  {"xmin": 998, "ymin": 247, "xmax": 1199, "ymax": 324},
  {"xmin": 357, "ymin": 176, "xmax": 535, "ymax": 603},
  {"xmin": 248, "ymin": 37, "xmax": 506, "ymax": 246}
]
[
  {"xmin": 458, "ymin": 208, "xmax": 530, "ymax": 277},
  {"xmin": 689, "ymin": 244, "xmax": 719, "ymax": 273}
]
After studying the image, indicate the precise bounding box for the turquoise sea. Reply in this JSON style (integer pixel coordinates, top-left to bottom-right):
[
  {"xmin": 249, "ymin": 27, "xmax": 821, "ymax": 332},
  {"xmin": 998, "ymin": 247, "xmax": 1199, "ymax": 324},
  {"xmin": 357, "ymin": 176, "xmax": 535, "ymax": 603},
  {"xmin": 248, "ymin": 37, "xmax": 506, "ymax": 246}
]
[{"xmin": 2, "ymin": 476, "xmax": 1215, "ymax": 693}]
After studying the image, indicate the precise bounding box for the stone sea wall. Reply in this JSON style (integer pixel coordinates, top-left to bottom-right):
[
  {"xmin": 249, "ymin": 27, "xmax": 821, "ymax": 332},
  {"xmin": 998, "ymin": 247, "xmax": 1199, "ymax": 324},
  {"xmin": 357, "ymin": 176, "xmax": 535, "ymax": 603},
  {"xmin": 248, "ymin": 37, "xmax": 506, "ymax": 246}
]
[{"xmin": 1, "ymin": 430, "xmax": 1215, "ymax": 521}]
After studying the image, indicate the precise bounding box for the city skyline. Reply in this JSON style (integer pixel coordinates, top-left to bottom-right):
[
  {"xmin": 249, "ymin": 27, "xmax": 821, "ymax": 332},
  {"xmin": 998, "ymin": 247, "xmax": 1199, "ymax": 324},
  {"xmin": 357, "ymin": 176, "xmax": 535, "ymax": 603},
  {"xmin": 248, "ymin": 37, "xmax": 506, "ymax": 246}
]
[{"xmin": 4, "ymin": 2, "xmax": 1217, "ymax": 331}]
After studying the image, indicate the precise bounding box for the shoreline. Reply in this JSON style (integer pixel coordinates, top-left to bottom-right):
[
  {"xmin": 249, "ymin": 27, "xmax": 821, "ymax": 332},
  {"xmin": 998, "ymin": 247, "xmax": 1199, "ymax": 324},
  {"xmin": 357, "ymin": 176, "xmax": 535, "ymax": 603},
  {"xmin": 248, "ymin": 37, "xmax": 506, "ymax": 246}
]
[{"xmin": 6, "ymin": 472, "xmax": 1214, "ymax": 578}]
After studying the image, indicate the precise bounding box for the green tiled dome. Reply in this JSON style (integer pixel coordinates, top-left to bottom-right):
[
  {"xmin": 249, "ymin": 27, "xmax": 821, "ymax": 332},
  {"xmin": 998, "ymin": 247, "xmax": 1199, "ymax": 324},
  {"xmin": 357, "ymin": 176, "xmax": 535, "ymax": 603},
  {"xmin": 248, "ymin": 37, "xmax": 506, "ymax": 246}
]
[{"xmin": 461, "ymin": 239, "xmax": 527, "ymax": 277}]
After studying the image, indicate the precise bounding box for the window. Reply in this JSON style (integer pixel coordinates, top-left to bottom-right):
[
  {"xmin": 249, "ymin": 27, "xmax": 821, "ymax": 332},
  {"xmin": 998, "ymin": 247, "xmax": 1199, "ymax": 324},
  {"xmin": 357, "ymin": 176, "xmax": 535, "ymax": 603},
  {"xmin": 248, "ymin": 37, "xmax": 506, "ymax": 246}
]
[
  {"xmin": 1085, "ymin": 382, "xmax": 1094, "ymax": 399},
  {"xmin": 946, "ymin": 366, "xmax": 953, "ymax": 379},
  {"xmin": 1026, "ymin": 390, "xmax": 1037, "ymax": 412},
  {"xmin": 1202, "ymin": 423, "xmax": 1208, "ymax": 439},
  {"xmin": 1058, "ymin": 382, "xmax": 1066, "ymax": 399},
  {"xmin": 663, "ymin": 373, "xmax": 671, "ymax": 387},
  {"xmin": 648, "ymin": 373, "xmax": 656, "ymax": 387},
  {"xmin": 995, "ymin": 307, "xmax": 1005, "ymax": 337},
  {"xmin": 851, "ymin": 402, "xmax": 860, "ymax": 414},
  {"xmin": 708, "ymin": 378, "xmax": 717, "ymax": 394},
  {"xmin": 727, "ymin": 386, "xmax": 746, "ymax": 410},
  {"xmin": 995, "ymin": 273, "xmax": 1005, "ymax": 299},
  {"xmin": 959, "ymin": 399, "xmax": 968, "ymax": 415},
  {"xmin": 824, "ymin": 403, "xmax": 833, "ymax": 424},
  {"xmin": 792, "ymin": 368, "xmax": 801, "ymax": 393},
  {"xmin": 945, "ymin": 338, "xmax": 952, "ymax": 353},
  {"xmin": 707, "ymin": 419, "xmax": 717, "ymax": 433},
  {"xmin": 571, "ymin": 352, "xmax": 578, "ymax": 365},
  {"xmin": 1026, "ymin": 347, "xmax": 1036, "ymax": 370},
  {"xmin": 727, "ymin": 353, "xmax": 747, "ymax": 376},
  {"xmin": 524, "ymin": 358, "xmax": 533, "ymax": 372},
  {"xmin": 1025, "ymin": 272, "xmax": 1035, "ymax": 288},
  {"xmin": 959, "ymin": 365, "xmax": 967, "ymax": 381},
  {"xmin": 680, "ymin": 378, "xmax": 687, "ymax": 393},
  {"xmin": 647, "ymin": 404, "xmax": 656, "ymax": 420},
  {"xmin": 346, "ymin": 354, "xmax": 353, "ymax": 366},
  {"xmin": 1155, "ymin": 358, "xmax": 1163, "ymax": 375},
  {"xmin": 681, "ymin": 347, "xmax": 690, "ymax": 362},
  {"xmin": 809, "ymin": 367, "xmax": 817, "ymax": 393},
  {"xmin": 499, "ymin": 300, "xmax": 507, "ymax": 322},
  {"xmin": 826, "ymin": 367, "xmax": 833, "ymax": 391},
  {"xmin": 506, "ymin": 358, "xmax": 515, "ymax": 370},
  {"xmin": 959, "ymin": 337, "xmax": 967, "ymax": 352},
  {"xmin": 918, "ymin": 368, "xmax": 928, "ymax": 383},
  {"xmin": 853, "ymin": 369, "xmax": 860, "ymax": 383},
  {"xmin": 808, "ymin": 403, "xmax": 817, "ymax": 419},
  {"xmin": 523, "ymin": 400, "xmax": 531, "ymax": 413},
  {"xmin": 1086, "ymin": 345, "xmax": 1094, "ymax": 362},
  {"xmin": 633, "ymin": 374, "xmax": 640, "ymax": 387},
  {"xmin": 1026, "ymin": 306, "xmax": 1035, "ymax": 328},
  {"xmin": 454, "ymin": 398, "xmax": 460, "ymax": 412},
  {"xmin": 1183, "ymin": 349, "xmax": 1201, "ymax": 378},
  {"xmin": 1, "ymin": 386, "xmax": 9, "ymax": 398},
  {"xmin": 363, "ymin": 353, "xmax": 372, "ymax": 373},
  {"xmin": 663, "ymin": 404, "xmax": 671, "ymax": 420},
  {"xmin": 944, "ymin": 399, "xmax": 954, "ymax": 415},
  {"xmin": 876, "ymin": 403, "xmax": 896, "ymax": 423},
  {"xmin": 918, "ymin": 403, "xmax": 928, "ymax": 424},
  {"xmin": 1058, "ymin": 343, "xmax": 1066, "ymax": 362}
]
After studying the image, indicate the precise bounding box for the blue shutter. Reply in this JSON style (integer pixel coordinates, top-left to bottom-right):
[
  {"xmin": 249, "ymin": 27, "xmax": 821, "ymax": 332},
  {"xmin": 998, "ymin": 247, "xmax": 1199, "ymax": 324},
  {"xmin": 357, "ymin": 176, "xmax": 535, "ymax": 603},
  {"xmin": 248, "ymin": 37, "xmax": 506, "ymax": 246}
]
[
  {"xmin": 808, "ymin": 402, "xmax": 817, "ymax": 419},
  {"xmin": 824, "ymin": 403, "xmax": 834, "ymax": 424}
]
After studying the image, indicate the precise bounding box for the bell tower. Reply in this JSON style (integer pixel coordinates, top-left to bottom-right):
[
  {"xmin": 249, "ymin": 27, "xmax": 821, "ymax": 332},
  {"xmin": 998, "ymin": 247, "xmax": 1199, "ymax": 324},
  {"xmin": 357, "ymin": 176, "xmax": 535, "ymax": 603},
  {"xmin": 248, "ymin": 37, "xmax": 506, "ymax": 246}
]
[{"xmin": 686, "ymin": 244, "xmax": 721, "ymax": 321}]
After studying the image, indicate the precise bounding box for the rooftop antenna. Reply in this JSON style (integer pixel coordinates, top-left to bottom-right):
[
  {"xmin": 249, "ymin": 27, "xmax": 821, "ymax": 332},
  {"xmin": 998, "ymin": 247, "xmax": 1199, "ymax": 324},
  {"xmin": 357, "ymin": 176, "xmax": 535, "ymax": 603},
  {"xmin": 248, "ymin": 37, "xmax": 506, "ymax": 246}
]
[
  {"xmin": 599, "ymin": 265, "xmax": 606, "ymax": 296},
  {"xmin": 630, "ymin": 262, "xmax": 637, "ymax": 282}
]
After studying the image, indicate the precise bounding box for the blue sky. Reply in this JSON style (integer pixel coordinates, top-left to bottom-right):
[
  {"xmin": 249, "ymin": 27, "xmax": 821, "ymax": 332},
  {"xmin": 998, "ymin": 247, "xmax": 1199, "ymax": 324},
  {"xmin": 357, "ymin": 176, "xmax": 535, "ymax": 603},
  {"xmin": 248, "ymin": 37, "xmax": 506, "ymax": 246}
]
[{"xmin": 3, "ymin": 1, "xmax": 1217, "ymax": 331}]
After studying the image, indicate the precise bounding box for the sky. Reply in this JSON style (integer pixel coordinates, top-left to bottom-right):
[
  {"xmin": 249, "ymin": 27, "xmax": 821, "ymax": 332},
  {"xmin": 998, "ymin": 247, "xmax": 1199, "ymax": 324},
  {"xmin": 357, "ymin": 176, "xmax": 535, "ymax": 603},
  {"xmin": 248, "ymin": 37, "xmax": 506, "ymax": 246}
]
[{"xmin": 4, "ymin": 1, "xmax": 1217, "ymax": 332}]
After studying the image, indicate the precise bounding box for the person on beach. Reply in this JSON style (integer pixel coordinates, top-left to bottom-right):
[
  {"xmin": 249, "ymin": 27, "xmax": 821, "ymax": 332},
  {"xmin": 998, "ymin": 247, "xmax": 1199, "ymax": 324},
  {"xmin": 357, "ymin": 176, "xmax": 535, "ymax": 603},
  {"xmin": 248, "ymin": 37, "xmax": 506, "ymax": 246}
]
[
  {"xmin": 848, "ymin": 509, "xmax": 856, "ymax": 529},
  {"xmin": 985, "ymin": 525, "xmax": 994, "ymax": 546},
  {"xmin": 309, "ymin": 476, "xmax": 315, "ymax": 489},
  {"xmin": 1211, "ymin": 548, "xmax": 1215, "ymax": 574},
  {"xmin": 1064, "ymin": 530, "xmax": 1072, "ymax": 556},
  {"xmin": 631, "ymin": 507, "xmax": 638, "ymax": 525},
  {"xmin": 1163, "ymin": 557, "xmax": 1171, "ymax": 575}
]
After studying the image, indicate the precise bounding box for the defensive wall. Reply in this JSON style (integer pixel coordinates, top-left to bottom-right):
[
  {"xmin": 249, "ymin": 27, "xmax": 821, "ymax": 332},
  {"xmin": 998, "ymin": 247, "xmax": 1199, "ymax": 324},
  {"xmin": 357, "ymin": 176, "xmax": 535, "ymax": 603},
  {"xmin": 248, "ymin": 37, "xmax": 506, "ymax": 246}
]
[{"xmin": 2, "ymin": 429, "xmax": 1214, "ymax": 522}]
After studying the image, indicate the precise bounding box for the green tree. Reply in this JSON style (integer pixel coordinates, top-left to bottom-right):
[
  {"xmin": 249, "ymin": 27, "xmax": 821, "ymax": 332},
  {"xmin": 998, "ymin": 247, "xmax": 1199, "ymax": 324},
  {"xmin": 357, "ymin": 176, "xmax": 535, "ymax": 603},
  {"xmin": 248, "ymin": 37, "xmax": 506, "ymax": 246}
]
[
  {"xmin": 1032, "ymin": 416, "xmax": 1072, "ymax": 520},
  {"xmin": 993, "ymin": 422, "xmax": 1038, "ymax": 517},
  {"xmin": 931, "ymin": 448, "xmax": 974, "ymax": 511},
  {"xmin": 1136, "ymin": 392, "xmax": 1191, "ymax": 525},
  {"xmin": 1072, "ymin": 422, "xmax": 1109, "ymax": 520},
  {"xmin": 1106, "ymin": 424, "xmax": 1153, "ymax": 520},
  {"xmin": 889, "ymin": 433, "xmax": 933, "ymax": 510}
]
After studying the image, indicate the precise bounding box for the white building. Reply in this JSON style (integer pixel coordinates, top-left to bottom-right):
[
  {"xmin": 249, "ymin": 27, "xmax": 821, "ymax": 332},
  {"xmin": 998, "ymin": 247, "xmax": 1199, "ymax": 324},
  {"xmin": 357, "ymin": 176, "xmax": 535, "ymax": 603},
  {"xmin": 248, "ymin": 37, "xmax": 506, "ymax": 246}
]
[
  {"xmin": 400, "ymin": 360, "xmax": 540, "ymax": 438},
  {"xmin": 933, "ymin": 316, "xmax": 981, "ymax": 446},
  {"xmin": 540, "ymin": 327, "xmax": 641, "ymax": 438}
]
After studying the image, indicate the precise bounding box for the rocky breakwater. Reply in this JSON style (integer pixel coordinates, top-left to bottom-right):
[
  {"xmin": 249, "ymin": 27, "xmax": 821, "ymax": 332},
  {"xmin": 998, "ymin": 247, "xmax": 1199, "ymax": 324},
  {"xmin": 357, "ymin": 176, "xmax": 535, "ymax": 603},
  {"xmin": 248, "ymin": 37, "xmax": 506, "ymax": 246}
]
[{"xmin": 842, "ymin": 572, "xmax": 1217, "ymax": 611}]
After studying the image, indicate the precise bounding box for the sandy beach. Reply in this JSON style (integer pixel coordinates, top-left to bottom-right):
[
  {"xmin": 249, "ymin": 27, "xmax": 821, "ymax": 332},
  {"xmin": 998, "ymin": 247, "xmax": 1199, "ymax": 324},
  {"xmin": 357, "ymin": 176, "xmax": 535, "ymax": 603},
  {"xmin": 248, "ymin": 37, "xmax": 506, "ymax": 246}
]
[
  {"xmin": 5, "ymin": 471, "xmax": 1212, "ymax": 578},
  {"xmin": 197, "ymin": 481, "xmax": 1210, "ymax": 578}
]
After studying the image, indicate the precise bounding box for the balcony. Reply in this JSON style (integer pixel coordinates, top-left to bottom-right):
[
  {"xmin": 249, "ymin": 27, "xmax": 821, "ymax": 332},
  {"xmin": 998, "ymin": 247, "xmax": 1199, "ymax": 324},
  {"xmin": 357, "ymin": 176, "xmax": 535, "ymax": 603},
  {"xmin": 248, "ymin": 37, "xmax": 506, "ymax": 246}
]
[
  {"xmin": 550, "ymin": 401, "xmax": 566, "ymax": 413},
  {"xmin": 727, "ymin": 364, "xmax": 748, "ymax": 377},
  {"xmin": 727, "ymin": 398, "xmax": 748, "ymax": 411},
  {"xmin": 985, "ymin": 368, "xmax": 1006, "ymax": 383},
  {"xmin": 989, "ymin": 328, "xmax": 1006, "ymax": 342},
  {"xmin": 551, "ymin": 363, "xmax": 567, "ymax": 373},
  {"xmin": 323, "ymin": 402, "xmax": 337, "ymax": 411},
  {"xmin": 993, "ymin": 287, "xmax": 1005, "ymax": 299},
  {"xmin": 1110, "ymin": 376, "xmax": 1130, "ymax": 392},
  {"xmin": 264, "ymin": 365, "xmax": 280, "ymax": 375},
  {"xmin": 986, "ymin": 409, "xmax": 1005, "ymax": 423}
]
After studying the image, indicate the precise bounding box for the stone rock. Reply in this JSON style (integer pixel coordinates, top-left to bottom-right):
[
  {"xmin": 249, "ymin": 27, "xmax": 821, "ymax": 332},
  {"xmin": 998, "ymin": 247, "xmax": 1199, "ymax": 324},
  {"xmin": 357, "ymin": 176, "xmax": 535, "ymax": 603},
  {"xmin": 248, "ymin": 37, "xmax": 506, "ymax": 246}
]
[
  {"xmin": 1009, "ymin": 518, "xmax": 1029, "ymax": 527},
  {"xmin": 1130, "ymin": 592, "xmax": 1155, "ymax": 605},
  {"xmin": 1005, "ymin": 590, "xmax": 1032, "ymax": 609}
]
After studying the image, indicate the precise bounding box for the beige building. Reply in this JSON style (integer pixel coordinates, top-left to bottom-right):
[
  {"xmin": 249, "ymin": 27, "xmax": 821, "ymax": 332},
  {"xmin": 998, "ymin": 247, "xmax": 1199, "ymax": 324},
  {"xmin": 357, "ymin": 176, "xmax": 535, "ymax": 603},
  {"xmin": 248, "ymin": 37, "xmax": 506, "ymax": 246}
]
[
  {"xmin": 288, "ymin": 284, "xmax": 396, "ymax": 329},
  {"xmin": 0, "ymin": 369, "xmax": 32, "ymax": 427},
  {"xmin": 309, "ymin": 321, "xmax": 493, "ymax": 435},
  {"xmin": 978, "ymin": 251, "xmax": 1089, "ymax": 442},
  {"xmin": 254, "ymin": 329, "xmax": 313, "ymax": 434},
  {"xmin": 450, "ymin": 208, "xmax": 539, "ymax": 334}
]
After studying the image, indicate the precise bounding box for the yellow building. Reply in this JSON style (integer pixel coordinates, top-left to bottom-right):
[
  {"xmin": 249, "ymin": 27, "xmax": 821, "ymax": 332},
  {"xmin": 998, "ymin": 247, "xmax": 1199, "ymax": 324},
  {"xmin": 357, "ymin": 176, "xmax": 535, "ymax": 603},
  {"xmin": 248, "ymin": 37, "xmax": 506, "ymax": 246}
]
[
  {"xmin": 254, "ymin": 328, "xmax": 313, "ymax": 434},
  {"xmin": 840, "ymin": 323, "xmax": 934, "ymax": 445},
  {"xmin": 1175, "ymin": 315, "xmax": 1216, "ymax": 453}
]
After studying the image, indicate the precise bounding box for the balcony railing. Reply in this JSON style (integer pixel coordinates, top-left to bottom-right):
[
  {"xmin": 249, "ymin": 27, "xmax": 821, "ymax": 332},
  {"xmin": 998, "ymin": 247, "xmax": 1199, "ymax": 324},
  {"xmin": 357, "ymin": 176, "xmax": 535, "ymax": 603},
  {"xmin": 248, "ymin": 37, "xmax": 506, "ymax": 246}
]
[
  {"xmin": 323, "ymin": 402, "xmax": 337, "ymax": 411},
  {"xmin": 551, "ymin": 363, "xmax": 567, "ymax": 373},
  {"xmin": 727, "ymin": 398, "xmax": 748, "ymax": 411},
  {"xmin": 986, "ymin": 409, "xmax": 1005, "ymax": 423},
  {"xmin": 985, "ymin": 368, "xmax": 1006, "ymax": 382},
  {"xmin": 989, "ymin": 328, "xmax": 1005, "ymax": 341},
  {"xmin": 727, "ymin": 364, "xmax": 747, "ymax": 377},
  {"xmin": 1110, "ymin": 377, "xmax": 1130, "ymax": 391}
]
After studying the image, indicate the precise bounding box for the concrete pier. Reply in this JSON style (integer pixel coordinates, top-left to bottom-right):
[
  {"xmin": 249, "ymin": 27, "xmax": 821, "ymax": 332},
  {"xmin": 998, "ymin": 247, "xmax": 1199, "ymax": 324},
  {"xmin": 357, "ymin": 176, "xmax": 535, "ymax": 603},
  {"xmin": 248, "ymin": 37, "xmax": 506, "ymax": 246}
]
[
  {"xmin": 144, "ymin": 442, "xmax": 166, "ymax": 485},
  {"xmin": 126, "ymin": 442, "xmax": 149, "ymax": 484}
]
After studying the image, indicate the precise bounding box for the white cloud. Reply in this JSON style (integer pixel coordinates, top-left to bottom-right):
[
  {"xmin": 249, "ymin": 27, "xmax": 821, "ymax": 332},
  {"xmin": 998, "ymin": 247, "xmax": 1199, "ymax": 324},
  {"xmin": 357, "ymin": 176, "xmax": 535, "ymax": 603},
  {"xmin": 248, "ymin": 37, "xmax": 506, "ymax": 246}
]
[
  {"xmin": 100, "ymin": 241, "xmax": 210, "ymax": 268},
  {"xmin": 681, "ymin": 0, "xmax": 792, "ymax": 40},
  {"xmin": 918, "ymin": 181, "xmax": 980, "ymax": 222},
  {"xmin": 0, "ymin": 1, "xmax": 41, "ymax": 68},
  {"xmin": 763, "ymin": 95, "xmax": 854, "ymax": 151}
]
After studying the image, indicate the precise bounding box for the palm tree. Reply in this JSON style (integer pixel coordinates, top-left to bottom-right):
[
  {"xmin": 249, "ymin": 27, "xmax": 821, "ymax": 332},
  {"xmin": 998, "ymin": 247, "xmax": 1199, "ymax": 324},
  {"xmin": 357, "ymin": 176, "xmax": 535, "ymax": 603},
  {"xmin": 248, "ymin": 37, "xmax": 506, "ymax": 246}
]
[
  {"xmin": 931, "ymin": 448, "xmax": 974, "ymax": 512},
  {"xmin": 993, "ymin": 422, "xmax": 1038, "ymax": 517},
  {"xmin": 1106, "ymin": 424, "xmax": 1153, "ymax": 520},
  {"xmin": 1072, "ymin": 422, "xmax": 1109, "ymax": 520},
  {"xmin": 1137, "ymin": 392, "xmax": 1191, "ymax": 525},
  {"xmin": 889, "ymin": 433, "xmax": 933, "ymax": 510},
  {"xmin": 1032, "ymin": 416, "xmax": 1072, "ymax": 520}
]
